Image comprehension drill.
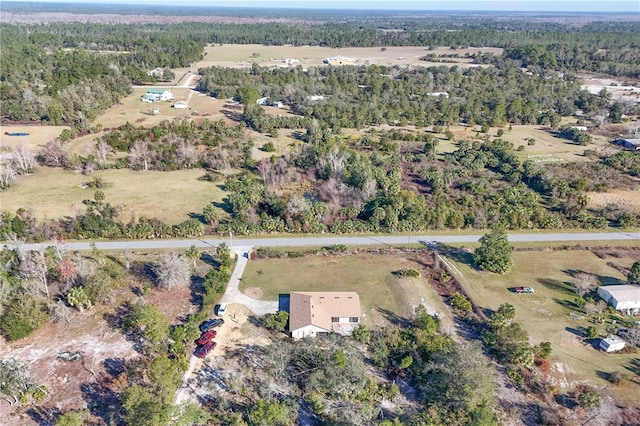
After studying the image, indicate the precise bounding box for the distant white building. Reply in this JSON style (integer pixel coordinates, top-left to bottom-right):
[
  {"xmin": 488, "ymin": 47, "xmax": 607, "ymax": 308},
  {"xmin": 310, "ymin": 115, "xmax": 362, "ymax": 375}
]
[
  {"xmin": 323, "ymin": 56, "xmax": 355, "ymax": 65},
  {"xmin": 282, "ymin": 58, "xmax": 299, "ymax": 65},
  {"xmin": 141, "ymin": 89, "xmax": 174, "ymax": 102},
  {"xmin": 256, "ymin": 97, "xmax": 270, "ymax": 105},
  {"xmin": 597, "ymin": 285, "xmax": 640, "ymax": 315},
  {"xmin": 599, "ymin": 336, "xmax": 626, "ymax": 352},
  {"xmin": 146, "ymin": 67, "xmax": 164, "ymax": 78},
  {"xmin": 305, "ymin": 95, "xmax": 325, "ymax": 102},
  {"xmin": 171, "ymin": 101, "xmax": 188, "ymax": 109},
  {"xmin": 570, "ymin": 125, "xmax": 588, "ymax": 131}
]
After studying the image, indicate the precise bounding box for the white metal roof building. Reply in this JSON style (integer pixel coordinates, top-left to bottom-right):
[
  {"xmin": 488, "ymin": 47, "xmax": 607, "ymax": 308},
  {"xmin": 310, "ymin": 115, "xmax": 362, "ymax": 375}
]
[
  {"xmin": 597, "ymin": 285, "xmax": 640, "ymax": 315},
  {"xmin": 599, "ymin": 336, "xmax": 626, "ymax": 352}
]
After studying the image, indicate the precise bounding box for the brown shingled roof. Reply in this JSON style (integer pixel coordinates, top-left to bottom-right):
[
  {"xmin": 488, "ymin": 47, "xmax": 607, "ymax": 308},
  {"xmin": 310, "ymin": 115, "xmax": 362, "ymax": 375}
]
[{"xmin": 288, "ymin": 292, "xmax": 361, "ymax": 332}]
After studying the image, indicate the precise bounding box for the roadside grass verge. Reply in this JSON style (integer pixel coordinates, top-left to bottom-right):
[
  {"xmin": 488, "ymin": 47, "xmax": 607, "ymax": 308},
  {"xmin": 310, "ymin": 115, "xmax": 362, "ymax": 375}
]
[
  {"xmin": 447, "ymin": 249, "xmax": 640, "ymax": 404},
  {"xmin": 2, "ymin": 167, "xmax": 228, "ymax": 224},
  {"xmin": 240, "ymin": 252, "xmax": 452, "ymax": 329}
]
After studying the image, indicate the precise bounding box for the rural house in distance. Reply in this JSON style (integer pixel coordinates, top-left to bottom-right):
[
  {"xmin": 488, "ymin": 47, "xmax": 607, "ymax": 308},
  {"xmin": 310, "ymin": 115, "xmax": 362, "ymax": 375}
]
[
  {"xmin": 141, "ymin": 88, "xmax": 174, "ymax": 103},
  {"xmin": 288, "ymin": 291, "xmax": 361, "ymax": 339},
  {"xmin": 597, "ymin": 285, "xmax": 640, "ymax": 315}
]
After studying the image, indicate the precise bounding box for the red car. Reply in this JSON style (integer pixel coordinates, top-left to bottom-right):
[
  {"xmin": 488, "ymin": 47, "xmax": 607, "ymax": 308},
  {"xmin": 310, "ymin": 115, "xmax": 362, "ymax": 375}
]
[
  {"xmin": 197, "ymin": 330, "xmax": 217, "ymax": 345},
  {"xmin": 195, "ymin": 341, "xmax": 217, "ymax": 358}
]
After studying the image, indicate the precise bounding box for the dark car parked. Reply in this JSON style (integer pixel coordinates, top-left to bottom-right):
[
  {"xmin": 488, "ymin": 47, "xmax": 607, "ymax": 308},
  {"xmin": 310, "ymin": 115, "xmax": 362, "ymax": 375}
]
[
  {"xmin": 197, "ymin": 330, "xmax": 217, "ymax": 345},
  {"xmin": 195, "ymin": 341, "xmax": 217, "ymax": 358},
  {"xmin": 200, "ymin": 318, "xmax": 224, "ymax": 332}
]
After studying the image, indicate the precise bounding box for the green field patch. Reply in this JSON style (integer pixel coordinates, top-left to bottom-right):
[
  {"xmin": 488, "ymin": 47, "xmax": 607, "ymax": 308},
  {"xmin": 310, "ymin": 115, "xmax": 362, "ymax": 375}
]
[
  {"xmin": 240, "ymin": 252, "xmax": 453, "ymax": 329},
  {"xmin": 2, "ymin": 167, "xmax": 228, "ymax": 224},
  {"xmin": 448, "ymin": 249, "xmax": 639, "ymax": 404}
]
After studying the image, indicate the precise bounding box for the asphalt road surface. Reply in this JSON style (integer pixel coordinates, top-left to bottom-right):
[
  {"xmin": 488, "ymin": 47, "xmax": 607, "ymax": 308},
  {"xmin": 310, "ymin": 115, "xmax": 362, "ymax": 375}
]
[{"xmin": 7, "ymin": 231, "xmax": 640, "ymax": 252}]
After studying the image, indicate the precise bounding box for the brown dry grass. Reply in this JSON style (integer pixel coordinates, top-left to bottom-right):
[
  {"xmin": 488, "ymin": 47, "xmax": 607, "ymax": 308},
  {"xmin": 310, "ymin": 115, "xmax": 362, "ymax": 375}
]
[
  {"xmin": 194, "ymin": 44, "xmax": 502, "ymax": 70},
  {"xmin": 0, "ymin": 125, "xmax": 69, "ymax": 152},
  {"xmin": 587, "ymin": 189, "xmax": 640, "ymax": 212}
]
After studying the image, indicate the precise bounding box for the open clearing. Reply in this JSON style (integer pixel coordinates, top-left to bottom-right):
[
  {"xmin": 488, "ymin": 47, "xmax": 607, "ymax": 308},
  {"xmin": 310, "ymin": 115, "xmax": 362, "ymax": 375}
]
[
  {"xmin": 587, "ymin": 188, "xmax": 640, "ymax": 213},
  {"xmin": 193, "ymin": 44, "xmax": 502, "ymax": 70},
  {"xmin": 448, "ymin": 249, "xmax": 640, "ymax": 405},
  {"xmin": 0, "ymin": 125, "xmax": 69, "ymax": 152},
  {"xmin": 2, "ymin": 168, "xmax": 227, "ymax": 224},
  {"xmin": 240, "ymin": 251, "xmax": 454, "ymax": 331}
]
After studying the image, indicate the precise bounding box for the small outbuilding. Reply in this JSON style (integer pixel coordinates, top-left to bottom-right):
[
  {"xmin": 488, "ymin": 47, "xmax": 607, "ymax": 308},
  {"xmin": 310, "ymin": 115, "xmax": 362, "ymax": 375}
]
[
  {"xmin": 599, "ymin": 336, "xmax": 626, "ymax": 352},
  {"xmin": 171, "ymin": 101, "xmax": 188, "ymax": 109},
  {"xmin": 597, "ymin": 285, "xmax": 640, "ymax": 315}
]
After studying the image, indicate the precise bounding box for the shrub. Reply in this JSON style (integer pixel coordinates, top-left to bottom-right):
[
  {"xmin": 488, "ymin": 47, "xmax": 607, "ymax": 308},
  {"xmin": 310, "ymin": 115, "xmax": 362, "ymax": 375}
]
[
  {"xmin": 262, "ymin": 141, "xmax": 276, "ymax": 152},
  {"xmin": 449, "ymin": 292, "xmax": 472, "ymax": 312},
  {"xmin": 395, "ymin": 268, "xmax": 421, "ymax": 278},
  {"xmin": 586, "ymin": 326, "xmax": 599, "ymax": 338}
]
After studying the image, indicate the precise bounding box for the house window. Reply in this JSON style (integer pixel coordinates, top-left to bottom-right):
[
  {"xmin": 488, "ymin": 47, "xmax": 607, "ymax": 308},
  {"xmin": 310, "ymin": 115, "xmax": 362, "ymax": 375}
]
[
  {"xmin": 331, "ymin": 317, "xmax": 339, "ymax": 322},
  {"xmin": 349, "ymin": 317, "xmax": 359, "ymax": 322}
]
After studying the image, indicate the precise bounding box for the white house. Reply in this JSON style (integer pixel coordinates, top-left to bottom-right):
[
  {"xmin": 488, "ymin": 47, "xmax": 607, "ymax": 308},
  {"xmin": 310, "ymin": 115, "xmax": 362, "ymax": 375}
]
[
  {"xmin": 146, "ymin": 67, "xmax": 164, "ymax": 78},
  {"xmin": 289, "ymin": 292, "xmax": 361, "ymax": 339},
  {"xmin": 256, "ymin": 97, "xmax": 270, "ymax": 105},
  {"xmin": 145, "ymin": 89, "xmax": 174, "ymax": 102},
  {"xmin": 597, "ymin": 285, "xmax": 640, "ymax": 315},
  {"xmin": 599, "ymin": 336, "xmax": 626, "ymax": 352}
]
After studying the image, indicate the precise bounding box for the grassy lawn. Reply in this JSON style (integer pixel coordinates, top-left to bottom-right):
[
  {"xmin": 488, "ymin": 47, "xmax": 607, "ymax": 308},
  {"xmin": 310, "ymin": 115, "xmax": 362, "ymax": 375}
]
[
  {"xmin": 447, "ymin": 249, "xmax": 640, "ymax": 404},
  {"xmin": 240, "ymin": 252, "xmax": 453, "ymax": 330},
  {"xmin": 2, "ymin": 167, "xmax": 228, "ymax": 224}
]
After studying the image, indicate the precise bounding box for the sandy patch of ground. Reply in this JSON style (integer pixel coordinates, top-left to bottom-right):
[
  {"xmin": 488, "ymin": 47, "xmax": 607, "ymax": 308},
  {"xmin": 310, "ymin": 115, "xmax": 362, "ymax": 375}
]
[
  {"xmin": 0, "ymin": 308, "xmax": 137, "ymax": 424},
  {"xmin": 175, "ymin": 304, "xmax": 271, "ymax": 405},
  {"xmin": 587, "ymin": 188, "xmax": 640, "ymax": 212},
  {"xmin": 580, "ymin": 74, "xmax": 640, "ymax": 104},
  {"xmin": 193, "ymin": 44, "xmax": 501, "ymax": 70},
  {"xmin": 243, "ymin": 287, "xmax": 264, "ymax": 299}
]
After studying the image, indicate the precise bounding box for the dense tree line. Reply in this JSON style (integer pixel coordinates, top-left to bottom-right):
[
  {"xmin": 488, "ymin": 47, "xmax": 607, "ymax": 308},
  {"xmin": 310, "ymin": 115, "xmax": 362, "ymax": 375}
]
[{"xmin": 199, "ymin": 63, "xmax": 594, "ymax": 128}]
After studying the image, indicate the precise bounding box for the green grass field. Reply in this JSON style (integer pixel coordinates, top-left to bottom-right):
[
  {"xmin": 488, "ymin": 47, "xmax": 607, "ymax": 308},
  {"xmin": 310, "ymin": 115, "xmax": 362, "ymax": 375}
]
[
  {"xmin": 446, "ymin": 249, "xmax": 640, "ymax": 404},
  {"xmin": 240, "ymin": 252, "xmax": 454, "ymax": 330},
  {"xmin": 2, "ymin": 167, "xmax": 228, "ymax": 224}
]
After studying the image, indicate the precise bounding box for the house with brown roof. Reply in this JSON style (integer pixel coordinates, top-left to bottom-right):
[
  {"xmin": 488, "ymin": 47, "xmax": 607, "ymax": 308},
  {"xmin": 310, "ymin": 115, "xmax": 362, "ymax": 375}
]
[{"xmin": 288, "ymin": 291, "xmax": 361, "ymax": 339}]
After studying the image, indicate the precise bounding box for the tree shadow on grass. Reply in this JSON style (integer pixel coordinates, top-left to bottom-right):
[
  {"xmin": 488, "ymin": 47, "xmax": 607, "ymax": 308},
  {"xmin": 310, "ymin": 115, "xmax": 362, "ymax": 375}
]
[
  {"xmin": 537, "ymin": 278, "xmax": 575, "ymax": 296},
  {"xmin": 26, "ymin": 406, "xmax": 59, "ymax": 425},
  {"xmin": 200, "ymin": 253, "xmax": 221, "ymax": 269},
  {"xmin": 565, "ymin": 326, "xmax": 586, "ymax": 338},
  {"xmin": 563, "ymin": 269, "xmax": 626, "ymax": 286},
  {"xmin": 80, "ymin": 374, "xmax": 122, "ymax": 426},
  {"xmin": 435, "ymin": 244, "xmax": 476, "ymax": 267},
  {"xmin": 377, "ymin": 307, "xmax": 412, "ymax": 328},
  {"xmin": 190, "ymin": 274, "xmax": 205, "ymax": 309}
]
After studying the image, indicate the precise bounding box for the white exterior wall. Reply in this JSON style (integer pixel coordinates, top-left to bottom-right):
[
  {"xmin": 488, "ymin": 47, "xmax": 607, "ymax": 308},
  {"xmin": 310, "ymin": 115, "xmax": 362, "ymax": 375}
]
[
  {"xmin": 291, "ymin": 324, "xmax": 329, "ymax": 339},
  {"xmin": 160, "ymin": 91, "xmax": 174, "ymax": 101},
  {"xmin": 614, "ymin": 299, "xmax": 640, "ymax": 310},
  {"xmin": 600, "ymin": 340, "xmax": 626, "ymax": 352}
]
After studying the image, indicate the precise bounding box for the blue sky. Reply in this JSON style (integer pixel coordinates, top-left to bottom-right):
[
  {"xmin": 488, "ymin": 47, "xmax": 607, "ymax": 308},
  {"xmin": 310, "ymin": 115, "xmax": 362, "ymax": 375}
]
[{"xmin": 10, "ymin": 0, "xmax": 640, "ymax": 12}]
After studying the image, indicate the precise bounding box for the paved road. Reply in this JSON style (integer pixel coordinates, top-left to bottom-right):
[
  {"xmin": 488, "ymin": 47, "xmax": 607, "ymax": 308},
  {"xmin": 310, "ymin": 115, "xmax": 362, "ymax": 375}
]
[{"xmin": 8, "ymin": 231, "xmax": 640, "ymax": 252}]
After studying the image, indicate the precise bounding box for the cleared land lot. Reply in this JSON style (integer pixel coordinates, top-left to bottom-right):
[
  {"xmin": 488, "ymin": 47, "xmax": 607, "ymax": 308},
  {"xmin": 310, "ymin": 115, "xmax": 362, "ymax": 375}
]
[
  {"xmin": 2, "ymin": 168, "xmax": 227, "ymax": 224},
  {"xmin": 192, "ymin": 44, "xmax": 502, "ymax": 70},
  {"xmin": 448, "ymin": 249, "xmax": 639, "ymax": 405},
  {"xmin": 0, "ymin": 125, "xmax": 69, "ymax": 152},
  {"xmin": 240, "ymin": 251, "xmax": 454, "ymax": 331}
]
